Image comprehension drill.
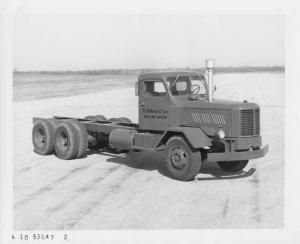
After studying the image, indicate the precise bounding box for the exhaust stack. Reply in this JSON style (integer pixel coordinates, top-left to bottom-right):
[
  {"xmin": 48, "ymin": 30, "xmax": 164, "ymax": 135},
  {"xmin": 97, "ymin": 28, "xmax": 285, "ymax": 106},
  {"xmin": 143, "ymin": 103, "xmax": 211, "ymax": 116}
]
[{"xmin": 206, "ymin": 59, "xmax": 215, "ymax": 103}]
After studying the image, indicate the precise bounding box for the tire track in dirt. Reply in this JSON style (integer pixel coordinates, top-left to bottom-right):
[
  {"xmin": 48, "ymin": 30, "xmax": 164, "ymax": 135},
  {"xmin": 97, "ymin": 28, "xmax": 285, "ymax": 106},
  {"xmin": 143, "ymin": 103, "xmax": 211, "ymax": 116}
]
[
  {"xmin": 15, "ymin": 157, "xmax": 51, "ymax": 176},
  {"xmin": 249, "ymin": 164, "xmax": 261, "ymax": 225},
  {"xmin": 14, "ymin": 164, "xmax": 91, "ymax": 209},
  {"xmin": 222, "ymin": 198, "xmax": 229, "ymax": 218},
  {"xmin": 45, "ymin": 165, "xmax": 122, "ymax": 215},
  {"xmin": 56, "ymin": 168, "xmax": 140, "ymax": 229}
]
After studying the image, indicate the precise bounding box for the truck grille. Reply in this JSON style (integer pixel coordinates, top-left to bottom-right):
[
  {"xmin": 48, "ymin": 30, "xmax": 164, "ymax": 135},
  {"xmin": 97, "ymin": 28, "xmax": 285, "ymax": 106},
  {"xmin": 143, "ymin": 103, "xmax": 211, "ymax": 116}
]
[{"xmin": 240, "ymin": 109, "xmax": 260, "ymax": 136}]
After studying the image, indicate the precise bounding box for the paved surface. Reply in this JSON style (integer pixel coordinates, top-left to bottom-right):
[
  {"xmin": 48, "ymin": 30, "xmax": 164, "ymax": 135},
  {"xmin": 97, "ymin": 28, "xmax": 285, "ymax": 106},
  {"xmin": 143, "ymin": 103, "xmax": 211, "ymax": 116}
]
[{"xmin": 13, "ymin": 73, "xmax": 284, "ymax": 229}]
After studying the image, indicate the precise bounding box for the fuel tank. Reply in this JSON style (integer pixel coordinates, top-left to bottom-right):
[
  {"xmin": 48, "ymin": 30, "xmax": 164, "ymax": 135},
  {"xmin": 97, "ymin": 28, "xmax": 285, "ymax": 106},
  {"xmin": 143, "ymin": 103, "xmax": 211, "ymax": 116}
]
[{"xmin": 109, "ymin": 129, "xmax": 135, "ymax": 149}]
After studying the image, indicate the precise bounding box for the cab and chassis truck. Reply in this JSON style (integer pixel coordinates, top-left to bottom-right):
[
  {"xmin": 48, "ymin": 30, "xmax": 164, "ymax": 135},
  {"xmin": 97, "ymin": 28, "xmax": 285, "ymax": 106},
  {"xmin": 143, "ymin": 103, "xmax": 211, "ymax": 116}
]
[{"xmin": 32, "ymin": 60, "xmax": 269, "ymax": 181}]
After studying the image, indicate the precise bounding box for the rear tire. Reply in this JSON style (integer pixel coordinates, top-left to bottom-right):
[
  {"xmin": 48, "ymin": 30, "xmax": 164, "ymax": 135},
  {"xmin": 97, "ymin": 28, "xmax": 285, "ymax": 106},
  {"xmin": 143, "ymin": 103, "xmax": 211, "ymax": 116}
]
[
  {"xmin": 117, "ymin": 117, "xmax": 132, "ymax": 123},
  {"xmin": 217, "ymin": 160, "xmax": 249, "ymax": 172},
  {"xmin": 48, "ymin": 118, "xmax": 59, "ymax": 129},
  {"xmin": 32, "ymin": 119, "xmax": 55, "ymax": 155},
  {"xmin": 94, "ymin": 115, "xmax": 107, "ymax": 121},
  {"xmin": 54, "ymin": 121, "xmax": 79, "ymax": 160},
  {"xmin": 84, "ymin": 115, "xmax": 107, "ymax": 121},
  {"xmin": 165, "ymin": 136, "xmax": 201, "ymax": 181},
  {"xmin": 69, "ymin": 120, "xmax": 88, "ymax": 158},
  {"xmin": 108, "ymin": 118, "xmax": 118, "ymax": 122},
  {"xmin": 84, "ymin": 115, "xmax": 96, "ymax": 120}
]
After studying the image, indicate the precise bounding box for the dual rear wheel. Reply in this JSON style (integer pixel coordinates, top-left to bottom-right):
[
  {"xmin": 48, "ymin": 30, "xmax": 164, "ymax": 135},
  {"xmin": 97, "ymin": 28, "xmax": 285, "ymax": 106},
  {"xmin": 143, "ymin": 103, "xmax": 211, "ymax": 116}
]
[
  {"xmin": 32, "ymin": 115, "xmax": 133, "ymax": 159},
  {"xmin": 32, "ymin": 119, "xmax": 56, "ymax": 155},
  {"xmin": 84, "ymin": 115, "xmax": 107, "ymax": 121},
  {"xmin": 54, "ymin": 120, "xmax": 88, "ymax": 159},
  {"xmin": 32, "ymin": 118, "xmax": 88, "ymax": 160},
  {"xmin": 84, "ymin": 115, "xmax": 132, "ymax": 124}
]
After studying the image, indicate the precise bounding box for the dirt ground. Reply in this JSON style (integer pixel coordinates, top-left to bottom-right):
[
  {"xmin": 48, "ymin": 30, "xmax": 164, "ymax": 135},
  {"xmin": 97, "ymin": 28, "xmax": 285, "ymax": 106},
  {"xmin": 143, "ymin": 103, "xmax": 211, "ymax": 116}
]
[{"xmin": 13, "ymin": 72, "xmax": 284, "ymax": 229}]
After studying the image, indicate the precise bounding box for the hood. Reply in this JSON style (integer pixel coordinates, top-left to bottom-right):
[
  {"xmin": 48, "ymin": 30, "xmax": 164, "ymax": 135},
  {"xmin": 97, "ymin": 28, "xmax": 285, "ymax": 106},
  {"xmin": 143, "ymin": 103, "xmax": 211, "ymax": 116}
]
[{"xmin": 175, "ymin": 98, "xmax": 259, "ymax": 111}]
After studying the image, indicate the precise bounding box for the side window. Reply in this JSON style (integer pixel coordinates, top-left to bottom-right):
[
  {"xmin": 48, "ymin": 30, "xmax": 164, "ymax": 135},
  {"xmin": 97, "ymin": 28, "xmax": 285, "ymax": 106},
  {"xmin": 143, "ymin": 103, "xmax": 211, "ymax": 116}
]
[{"xmin": 144, "ymin": 80, "xmax": 167, "ymax": 97}]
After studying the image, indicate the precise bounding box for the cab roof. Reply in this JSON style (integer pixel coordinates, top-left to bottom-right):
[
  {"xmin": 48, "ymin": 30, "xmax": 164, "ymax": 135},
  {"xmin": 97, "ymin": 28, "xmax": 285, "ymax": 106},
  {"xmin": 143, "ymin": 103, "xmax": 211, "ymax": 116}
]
[{"xmin": 138, "ymin": 71, "xmax": 205, "ymax": 81}]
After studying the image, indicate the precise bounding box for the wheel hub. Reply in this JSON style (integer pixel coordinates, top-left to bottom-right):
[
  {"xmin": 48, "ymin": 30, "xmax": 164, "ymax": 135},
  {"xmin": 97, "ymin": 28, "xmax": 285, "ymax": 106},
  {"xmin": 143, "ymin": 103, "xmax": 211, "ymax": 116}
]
[
  {"xmin": 38, "ymin": 129, "xmax": 45, "ymax": 143},
  {"xmin": 170, "ymin": 147, "xmax": 187, "ymax": 170},
  {"xmin": 35, "ymin": 128, "xmax": 46, "ymax": 146},
  {"xmin": 57, "ymin": 131, "xmax": 69, "ymax": 150}
]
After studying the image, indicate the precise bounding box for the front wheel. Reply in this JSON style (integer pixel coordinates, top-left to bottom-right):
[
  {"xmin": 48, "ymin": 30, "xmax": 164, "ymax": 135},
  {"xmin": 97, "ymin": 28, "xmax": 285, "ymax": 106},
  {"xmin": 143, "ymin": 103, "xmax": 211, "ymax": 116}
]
[
  {"xmin": 165, "ymin": 136, "xmax": 201, "ymax": 181},
  {"xmin": 217, "ymin": 160, "xmax": 249, "ymax": 172}
]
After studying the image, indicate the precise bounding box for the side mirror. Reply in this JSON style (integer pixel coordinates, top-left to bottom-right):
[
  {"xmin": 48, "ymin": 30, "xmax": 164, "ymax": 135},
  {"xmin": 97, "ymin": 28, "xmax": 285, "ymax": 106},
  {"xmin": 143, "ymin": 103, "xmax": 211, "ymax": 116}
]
[
  {"xmin": 213, "ymin": 85, "xmax": 217, "ymax": 92},
  {"xmin": 135, "ymin": 81, "xmax": 139, "ymax": 96}
]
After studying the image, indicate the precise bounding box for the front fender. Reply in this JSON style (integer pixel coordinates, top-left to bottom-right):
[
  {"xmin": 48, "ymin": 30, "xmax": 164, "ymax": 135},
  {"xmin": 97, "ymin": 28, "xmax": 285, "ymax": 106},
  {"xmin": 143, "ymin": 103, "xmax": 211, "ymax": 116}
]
[{"xmin": 156, "ymin": 126, "xmax": 212, "ymax": 149}]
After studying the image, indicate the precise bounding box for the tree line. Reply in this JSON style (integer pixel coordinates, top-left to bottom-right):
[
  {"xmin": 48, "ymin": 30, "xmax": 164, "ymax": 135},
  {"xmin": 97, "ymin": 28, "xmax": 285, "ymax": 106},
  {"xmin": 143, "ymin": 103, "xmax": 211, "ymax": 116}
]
[{"xmin": 14, "ymin": 66, "xmax": 284, "ymax": 75}]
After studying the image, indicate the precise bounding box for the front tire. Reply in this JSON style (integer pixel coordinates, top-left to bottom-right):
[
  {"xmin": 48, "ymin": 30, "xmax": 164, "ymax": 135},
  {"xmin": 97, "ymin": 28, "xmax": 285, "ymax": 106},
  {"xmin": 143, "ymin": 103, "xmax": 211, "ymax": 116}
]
[
  {"xmin": 217, "ymin": 160, "xmax": 249, "ymax": 172},
  {"xmin": 165, "ymin": 136, "xmax": 201, "ymax": 181}
]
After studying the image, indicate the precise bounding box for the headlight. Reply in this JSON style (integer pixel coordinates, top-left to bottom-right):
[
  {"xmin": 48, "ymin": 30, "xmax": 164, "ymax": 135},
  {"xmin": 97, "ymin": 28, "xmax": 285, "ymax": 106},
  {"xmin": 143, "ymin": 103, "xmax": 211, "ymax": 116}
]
[{"xmin": 216, "ymin": 128, "xmax": 225, "ymax": 139}]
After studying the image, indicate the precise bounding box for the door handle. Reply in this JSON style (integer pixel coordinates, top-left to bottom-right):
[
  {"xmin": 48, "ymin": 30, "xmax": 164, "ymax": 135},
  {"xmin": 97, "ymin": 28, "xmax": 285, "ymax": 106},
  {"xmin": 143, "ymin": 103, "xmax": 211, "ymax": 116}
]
[{"xmin": 140, "ymin": 102, "xmax": 146, "ymax": 107}]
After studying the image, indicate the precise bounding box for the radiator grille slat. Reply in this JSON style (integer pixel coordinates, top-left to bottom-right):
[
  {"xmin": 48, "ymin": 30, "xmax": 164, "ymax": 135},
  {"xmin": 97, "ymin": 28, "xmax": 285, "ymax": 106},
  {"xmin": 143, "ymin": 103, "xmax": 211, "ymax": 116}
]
[{"xmin": 240, "ymin": 109, "xmax": 260, "ymax": 136}]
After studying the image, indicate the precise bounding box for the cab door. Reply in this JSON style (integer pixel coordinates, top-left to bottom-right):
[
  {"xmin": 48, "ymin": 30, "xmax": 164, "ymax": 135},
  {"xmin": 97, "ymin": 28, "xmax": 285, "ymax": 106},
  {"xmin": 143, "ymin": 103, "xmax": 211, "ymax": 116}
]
[{"xmin": 139, "ymin": 79, "xmax": 169, "ymax": 130}]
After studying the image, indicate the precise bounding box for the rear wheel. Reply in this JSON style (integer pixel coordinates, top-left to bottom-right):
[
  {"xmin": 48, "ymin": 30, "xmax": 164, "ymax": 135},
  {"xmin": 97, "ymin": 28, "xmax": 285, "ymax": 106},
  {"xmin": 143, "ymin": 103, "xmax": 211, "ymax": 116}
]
[
  {"xmin": 217, "ymin": 160, "xmax": 249, "ymax": 172},
  {"xmin": 69, "ymin": 120, "xmax": 88, "ymax": 158},
  {"xmin": 54, "ymin": 121, "xmax": 79, "ymax": 160},
  {"xmin": 32, "ymin": 119, "xmax": 55, "ymax": 155},
  {"xmin": 48, "ymin": 118, "xmax": 59, "ymax": 129},
  {"xmin": 85, "ymin": 115, "xmax": 107, "ymax": 121},
  {"xmin": 117, "ymin": 117, "xmax": 132, "ymax": 123},
  {"xmin": 84, "ymin": 115, "xmax": 97, "ymax": 120},
  {"xmin": 165, "ymin": 136, "xmax": 201, "ymax": 181},
  {"xmin": 108, "ymin": 118, "xmax": 118, "ymax": 122},
  {"xmin": 94, "ymin": 115, "xmax": 107, "ymax": 121}
]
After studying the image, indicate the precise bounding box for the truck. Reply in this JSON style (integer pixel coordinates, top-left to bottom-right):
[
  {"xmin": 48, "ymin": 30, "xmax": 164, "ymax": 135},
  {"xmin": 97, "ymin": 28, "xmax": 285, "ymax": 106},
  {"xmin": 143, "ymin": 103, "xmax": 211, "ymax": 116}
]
[{"xmin": 32, "ymin": 59, "xmax": 269, "ymax": 181}]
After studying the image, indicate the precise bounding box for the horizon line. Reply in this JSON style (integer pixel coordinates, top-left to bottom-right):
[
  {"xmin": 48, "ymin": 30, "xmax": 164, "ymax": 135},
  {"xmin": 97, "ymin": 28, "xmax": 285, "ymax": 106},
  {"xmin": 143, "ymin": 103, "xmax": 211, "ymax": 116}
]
[{"xmin": 14, "ymin": 65, "xmax": 285, "ymax": 74}]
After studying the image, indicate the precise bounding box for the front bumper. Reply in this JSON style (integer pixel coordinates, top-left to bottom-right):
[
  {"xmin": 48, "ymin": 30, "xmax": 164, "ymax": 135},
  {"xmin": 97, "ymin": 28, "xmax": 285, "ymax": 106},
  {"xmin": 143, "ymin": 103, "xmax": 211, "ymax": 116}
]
[{"xmin": 207, "ymin": 144, "xmax": 269, "ymax": 162}]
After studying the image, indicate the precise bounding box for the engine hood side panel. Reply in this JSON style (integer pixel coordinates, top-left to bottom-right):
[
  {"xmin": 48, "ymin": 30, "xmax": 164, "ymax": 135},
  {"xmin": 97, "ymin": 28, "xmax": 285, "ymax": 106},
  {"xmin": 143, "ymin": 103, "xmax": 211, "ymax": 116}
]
[
  {"xmin": 169, "ymin": 99, "xmax": 260, "ymax": 138},
  {"xmin": 169, "ymin": 107, "xmax": 232, "ymax": 137},
  {"xmin": 177, "ymin": 99, "xmax": 259, "ymax": 110}
]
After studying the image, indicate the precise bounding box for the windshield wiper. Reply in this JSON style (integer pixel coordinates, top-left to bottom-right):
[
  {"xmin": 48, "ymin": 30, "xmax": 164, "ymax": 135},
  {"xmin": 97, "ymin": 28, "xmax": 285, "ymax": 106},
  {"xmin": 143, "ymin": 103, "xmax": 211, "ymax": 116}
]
[{"xmin": 170, "ymin": 74, "xmax": 180, "ymax": 90}]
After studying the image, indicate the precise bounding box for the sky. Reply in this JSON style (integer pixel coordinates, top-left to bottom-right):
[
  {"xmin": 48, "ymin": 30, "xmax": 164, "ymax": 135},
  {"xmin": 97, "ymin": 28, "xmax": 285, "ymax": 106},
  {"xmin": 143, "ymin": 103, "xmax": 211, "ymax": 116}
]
[{"xmin": 13, "ymin": 14, "xmax": 284, "ymax": 70}]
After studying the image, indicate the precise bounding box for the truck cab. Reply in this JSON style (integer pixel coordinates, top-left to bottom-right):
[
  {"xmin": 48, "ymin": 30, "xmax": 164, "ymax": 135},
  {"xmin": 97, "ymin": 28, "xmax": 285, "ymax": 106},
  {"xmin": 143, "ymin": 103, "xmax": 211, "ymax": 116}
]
[
  {"xmin": 134, "ymin": 60, "xmax": 268, "ymax": 180},
  {"xmin": 137, "ymin": 71, "xmax": 208, "ymax": 131}
]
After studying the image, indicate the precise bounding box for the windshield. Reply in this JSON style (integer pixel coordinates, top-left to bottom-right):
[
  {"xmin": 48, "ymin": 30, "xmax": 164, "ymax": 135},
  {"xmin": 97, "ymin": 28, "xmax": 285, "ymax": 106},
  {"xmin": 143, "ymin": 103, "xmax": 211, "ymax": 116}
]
[{"xmin": 166, "ymin": 75, "xmax": 207, "ymax": 96}]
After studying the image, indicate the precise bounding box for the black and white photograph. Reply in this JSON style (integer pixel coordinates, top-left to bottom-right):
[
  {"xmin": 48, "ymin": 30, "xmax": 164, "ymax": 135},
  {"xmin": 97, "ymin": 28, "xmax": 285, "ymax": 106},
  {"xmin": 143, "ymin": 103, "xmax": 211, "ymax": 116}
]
[{"xmin": 1, "ymin": 0, "xmax": 300, "ymax": 243}]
